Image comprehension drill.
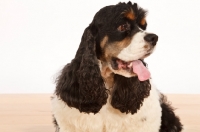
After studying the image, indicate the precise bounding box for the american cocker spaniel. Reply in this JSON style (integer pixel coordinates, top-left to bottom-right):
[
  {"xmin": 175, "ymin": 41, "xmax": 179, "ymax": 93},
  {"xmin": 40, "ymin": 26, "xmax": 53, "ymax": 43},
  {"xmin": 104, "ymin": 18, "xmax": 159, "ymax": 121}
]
[{"xmin": 51, "ymin": 2, "xmax": 183, "ymax": 132}]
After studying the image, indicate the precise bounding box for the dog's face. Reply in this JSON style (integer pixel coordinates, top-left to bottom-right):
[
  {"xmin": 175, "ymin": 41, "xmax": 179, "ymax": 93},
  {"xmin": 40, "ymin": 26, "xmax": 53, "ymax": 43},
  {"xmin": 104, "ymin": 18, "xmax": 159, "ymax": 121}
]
[{"xmin": 92, "ymin": 2, "xmax": 158, "ymax": 78}]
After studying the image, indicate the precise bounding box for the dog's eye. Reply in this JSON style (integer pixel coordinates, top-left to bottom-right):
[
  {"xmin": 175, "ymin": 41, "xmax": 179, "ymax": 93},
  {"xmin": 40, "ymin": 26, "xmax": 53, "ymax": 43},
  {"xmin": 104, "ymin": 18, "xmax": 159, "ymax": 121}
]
[{"xmin": 117, "ymin": 23, "xmax": 130, "ymax": 32}]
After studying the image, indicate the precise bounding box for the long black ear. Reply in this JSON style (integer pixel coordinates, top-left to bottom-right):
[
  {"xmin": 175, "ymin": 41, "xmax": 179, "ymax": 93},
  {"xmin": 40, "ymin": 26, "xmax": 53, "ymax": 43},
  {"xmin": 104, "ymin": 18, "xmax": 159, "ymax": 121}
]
[
  {"xmin": 55, "ymin": 26, "xmax": 108, "ymax": 114},
  {"xmin": 111, "ymin": 75, "xmax": 151, "ymax": 114}
]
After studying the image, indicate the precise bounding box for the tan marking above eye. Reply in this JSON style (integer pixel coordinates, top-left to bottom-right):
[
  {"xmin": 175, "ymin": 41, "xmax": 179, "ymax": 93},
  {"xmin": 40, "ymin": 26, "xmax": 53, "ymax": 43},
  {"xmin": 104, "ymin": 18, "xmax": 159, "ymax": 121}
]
[
  {"xmin": 140, "ymin": 18, "xmax": 146, "ymax": 25},
  {"xmin": 123, "ymin": 8, "xmax": 135, "ymax": 20}
]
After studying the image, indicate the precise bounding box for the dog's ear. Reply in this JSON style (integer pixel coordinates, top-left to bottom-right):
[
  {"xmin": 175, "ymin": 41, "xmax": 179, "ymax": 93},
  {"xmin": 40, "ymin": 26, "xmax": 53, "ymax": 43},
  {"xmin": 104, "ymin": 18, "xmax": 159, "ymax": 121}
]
[
  {"xmin": 55, "ymin": 25, "xmax": 108, "ymax": 114},
  {"xmin": 111, "ymin": 74, "xmax": 151, "ymax": 114}
]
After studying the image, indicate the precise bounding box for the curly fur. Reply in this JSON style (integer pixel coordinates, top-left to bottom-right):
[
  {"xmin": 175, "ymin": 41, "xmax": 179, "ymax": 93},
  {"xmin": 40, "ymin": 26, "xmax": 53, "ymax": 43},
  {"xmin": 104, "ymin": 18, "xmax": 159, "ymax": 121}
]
[
  {"xmin": 159, "ymin": 94, "xmax": 183, "ymax": 132},
  {"xmin": 55, "ymin": 28, "xmax": 108, "ymax": 114},
  {"xmin": 111, "ymin": 75, "xmax": 151, "ymax": 114}
]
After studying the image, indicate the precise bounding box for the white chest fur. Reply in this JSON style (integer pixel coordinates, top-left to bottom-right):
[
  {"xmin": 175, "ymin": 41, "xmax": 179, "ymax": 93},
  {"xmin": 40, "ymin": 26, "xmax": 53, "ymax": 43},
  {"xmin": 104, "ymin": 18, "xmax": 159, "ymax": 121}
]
[{"xmin": 51, "ymin": 82, "xmax": 162, "ymax": 132}]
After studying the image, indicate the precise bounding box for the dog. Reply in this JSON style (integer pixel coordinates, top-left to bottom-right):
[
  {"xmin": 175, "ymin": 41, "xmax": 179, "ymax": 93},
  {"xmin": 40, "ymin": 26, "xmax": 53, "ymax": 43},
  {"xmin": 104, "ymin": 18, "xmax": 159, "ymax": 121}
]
[{"xmin": 51, "ymin": 2, "xmax": 183, "ymax": 132}]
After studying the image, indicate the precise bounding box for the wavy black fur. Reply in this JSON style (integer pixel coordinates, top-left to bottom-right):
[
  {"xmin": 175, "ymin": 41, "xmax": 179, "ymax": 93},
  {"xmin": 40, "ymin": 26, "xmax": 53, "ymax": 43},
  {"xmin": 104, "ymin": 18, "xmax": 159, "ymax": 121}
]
[
  {"xmin": 111, "ymin": 75, "xmax": 151, "ymax": 114},
  {"xmin": 159, "ymin": 94, "xmax": 183, "ymax": 132},
  {"xmin": 55, "ymin": 27, "xmax": 108, "ymax": 114}
]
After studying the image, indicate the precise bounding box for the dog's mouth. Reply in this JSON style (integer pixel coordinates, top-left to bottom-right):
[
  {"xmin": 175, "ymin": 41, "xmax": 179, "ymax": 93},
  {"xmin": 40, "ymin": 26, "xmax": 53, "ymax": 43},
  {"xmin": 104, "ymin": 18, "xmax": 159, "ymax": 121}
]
[{"xmin": 111, "ymin": 58, "xmax": 150, "ymax": 81}]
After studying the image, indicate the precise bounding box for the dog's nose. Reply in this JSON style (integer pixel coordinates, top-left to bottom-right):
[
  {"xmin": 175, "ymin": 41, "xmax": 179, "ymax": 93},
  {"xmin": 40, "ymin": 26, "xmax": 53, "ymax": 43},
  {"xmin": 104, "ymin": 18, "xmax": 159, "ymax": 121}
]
[{"xmin": 144, "ymin": 33, "xmax": 158, "ymax": 46}]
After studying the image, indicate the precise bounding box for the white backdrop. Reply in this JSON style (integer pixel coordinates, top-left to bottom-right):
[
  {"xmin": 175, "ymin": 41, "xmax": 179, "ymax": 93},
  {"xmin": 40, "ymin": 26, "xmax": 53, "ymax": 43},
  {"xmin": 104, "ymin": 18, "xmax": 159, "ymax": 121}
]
[{"xmin": 0, "ymin": 0, "xmax": 200, "ymax": 93}]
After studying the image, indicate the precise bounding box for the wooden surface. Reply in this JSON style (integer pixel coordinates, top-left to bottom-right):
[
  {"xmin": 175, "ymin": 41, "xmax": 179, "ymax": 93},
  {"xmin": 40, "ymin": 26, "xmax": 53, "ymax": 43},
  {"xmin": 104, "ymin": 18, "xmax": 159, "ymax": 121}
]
[{"xmin": 0, "ymin": 94, "xmax": 199, "ymax": 132}]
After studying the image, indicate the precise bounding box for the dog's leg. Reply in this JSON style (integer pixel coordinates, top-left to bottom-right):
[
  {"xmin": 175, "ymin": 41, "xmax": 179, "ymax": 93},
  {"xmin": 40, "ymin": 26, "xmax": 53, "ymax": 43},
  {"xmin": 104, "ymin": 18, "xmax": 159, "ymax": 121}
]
[{"xmin": 159, "ymin": 95, "xmax": 183, "ymax": 132}]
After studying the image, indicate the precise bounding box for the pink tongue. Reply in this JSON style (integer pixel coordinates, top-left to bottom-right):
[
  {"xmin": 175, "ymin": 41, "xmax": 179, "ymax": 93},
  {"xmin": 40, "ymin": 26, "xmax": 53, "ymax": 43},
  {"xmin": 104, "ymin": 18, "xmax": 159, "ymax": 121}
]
[{"xmin": 132, "ymin": 60, "xmax": 150, "ymax": 81}]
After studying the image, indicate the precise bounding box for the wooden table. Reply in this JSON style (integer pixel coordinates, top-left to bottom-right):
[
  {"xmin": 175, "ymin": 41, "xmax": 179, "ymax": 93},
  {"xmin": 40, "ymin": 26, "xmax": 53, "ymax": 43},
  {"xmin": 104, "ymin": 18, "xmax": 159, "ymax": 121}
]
[{"xmin": 0, "ymin": 94, "xmax": 199, "ymax": 132}]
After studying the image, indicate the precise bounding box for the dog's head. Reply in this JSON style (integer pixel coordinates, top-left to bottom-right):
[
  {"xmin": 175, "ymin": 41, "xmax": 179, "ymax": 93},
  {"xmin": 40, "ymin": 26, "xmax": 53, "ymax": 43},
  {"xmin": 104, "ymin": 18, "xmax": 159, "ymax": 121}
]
[
  {"xmin": 92, "ymin": 2, "xmax": 158, "ymax": 79},
  {"xmin": 56, "ymin": 2, "xmax": 158, "ymax": 114}
]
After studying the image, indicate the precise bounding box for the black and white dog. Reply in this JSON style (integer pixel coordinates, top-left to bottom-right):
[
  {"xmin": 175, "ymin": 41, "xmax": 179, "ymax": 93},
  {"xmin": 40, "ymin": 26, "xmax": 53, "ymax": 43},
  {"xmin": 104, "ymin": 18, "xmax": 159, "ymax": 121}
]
[{"xmin": 52, "ymin": 2, "xmax": 183, "ymax": 132}]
